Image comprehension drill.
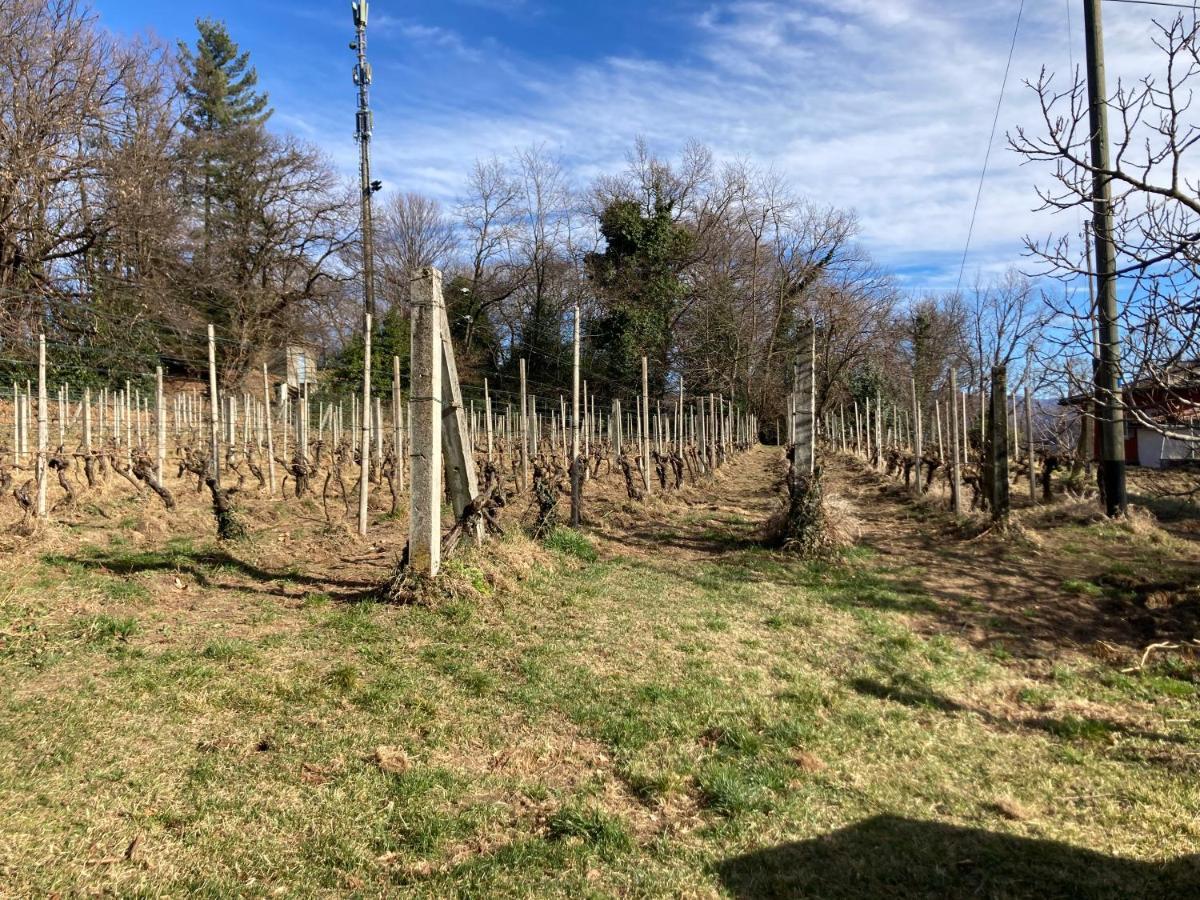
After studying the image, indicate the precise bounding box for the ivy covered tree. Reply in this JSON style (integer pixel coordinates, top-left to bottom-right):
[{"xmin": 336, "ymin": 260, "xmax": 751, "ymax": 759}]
[
  {"xmin": 586, "ymin": 196, "xmax": 693, "ymax": 396},
  {"xmin": 323, "ymin": 306, "xmax": 411, "ymax": 399}
]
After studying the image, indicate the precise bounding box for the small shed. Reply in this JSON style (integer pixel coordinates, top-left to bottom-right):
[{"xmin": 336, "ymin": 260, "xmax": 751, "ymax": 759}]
[{"xmin": 286, "ymin": 345, "xmax": 319, "ymax": 391}]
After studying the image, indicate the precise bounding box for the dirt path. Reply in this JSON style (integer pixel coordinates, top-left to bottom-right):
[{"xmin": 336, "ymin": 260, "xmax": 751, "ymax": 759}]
[
  {"xmin": 582, "ymin": 442, "xmax": 1200, "ymax": 664},
  {"xmin": 585, "ymin": 444, "xmax": 783, "ymax": 563},
  {"xmin": 824, "ymin": 454, "xmax": 1200, "ymax": 661}
]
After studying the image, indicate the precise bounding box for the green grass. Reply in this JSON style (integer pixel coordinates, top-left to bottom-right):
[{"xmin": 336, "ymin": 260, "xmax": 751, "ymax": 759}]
[
  {"xmin": 543, "ymin": 527, "xmax": 598, "ymax": 562},
  {"xmin": 1, "ymin": 511, "xmax": 1197, "ymax": 897}
]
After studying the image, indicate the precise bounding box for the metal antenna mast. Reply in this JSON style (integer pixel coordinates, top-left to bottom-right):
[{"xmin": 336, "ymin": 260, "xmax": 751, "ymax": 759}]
[{"xmin": 351, "ymin": 1, "xmax": 380, "ymax": 322}]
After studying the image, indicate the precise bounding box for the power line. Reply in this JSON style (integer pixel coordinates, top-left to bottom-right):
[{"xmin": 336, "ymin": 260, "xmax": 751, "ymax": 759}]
[
  {"xmin": 1103, "ymin": 0, "xmax": 1199, "ymax": 9},
  {"xmin": 954, "ymin": 0, "xmax": 1027, "ymax": 298}
]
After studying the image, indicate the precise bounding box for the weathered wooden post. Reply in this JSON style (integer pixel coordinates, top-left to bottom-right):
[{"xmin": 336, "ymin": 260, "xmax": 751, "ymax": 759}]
[
  {"xmin": 988, "ymin": 365, "xmax": 1010, "ymax": 523},
  {"xmin": 409, "ymin": 269, "xmax": 444, "ymax": 575}
]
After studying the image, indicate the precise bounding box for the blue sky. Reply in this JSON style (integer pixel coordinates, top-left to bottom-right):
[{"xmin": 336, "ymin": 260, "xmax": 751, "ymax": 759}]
[{"xmin": 93, "ymin": 0, "xmax": 1174, "ymax": 293}]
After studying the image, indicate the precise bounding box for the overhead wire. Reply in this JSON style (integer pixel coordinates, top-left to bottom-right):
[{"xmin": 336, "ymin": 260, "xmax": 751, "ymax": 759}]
[{"xmin": 954, "ymin": 0, "xmax": 1027, "ymax": 299}]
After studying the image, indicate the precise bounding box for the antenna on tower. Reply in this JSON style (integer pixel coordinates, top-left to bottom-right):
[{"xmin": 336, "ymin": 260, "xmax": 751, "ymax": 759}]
[{"xmin": 351, "ymin": 0, "xmax": 378, "ymax": 322}]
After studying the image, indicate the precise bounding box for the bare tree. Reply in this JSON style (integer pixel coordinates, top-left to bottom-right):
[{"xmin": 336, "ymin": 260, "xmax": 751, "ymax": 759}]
[
  {"xmin": 376, "ymin": 191, "xmax": 456, "ymax": 303},
  {"xmin": 1010, "ymin": 12, "xmax": 1200, "ymax": 444}
]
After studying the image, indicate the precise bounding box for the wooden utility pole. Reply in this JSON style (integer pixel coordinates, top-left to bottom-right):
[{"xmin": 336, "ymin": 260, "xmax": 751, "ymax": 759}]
[{"xmin": 1084, "ymin": 0, "xmax": 1127, "ymax": 516}]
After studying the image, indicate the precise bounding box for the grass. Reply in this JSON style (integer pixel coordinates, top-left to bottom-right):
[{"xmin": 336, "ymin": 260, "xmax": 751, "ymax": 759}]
[
  {"xmin": 543, "ymin": 526, "xmax": 598, "ymax": 562},
  {"xmin": 1, "ymin": 480, "xmax": 1198, "ymax": 897}
]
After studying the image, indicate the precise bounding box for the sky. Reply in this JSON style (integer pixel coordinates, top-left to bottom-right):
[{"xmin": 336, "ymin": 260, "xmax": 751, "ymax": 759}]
[{"xmin": 92, "ymin": 0, "xmax": 1182, "ymax": 294}]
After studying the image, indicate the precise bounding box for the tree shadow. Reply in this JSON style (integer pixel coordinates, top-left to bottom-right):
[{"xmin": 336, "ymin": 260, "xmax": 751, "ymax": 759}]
[
  {"xmin": 716, "ymin": 815, "xmax": 1199, "ymax": 899},
  {"xmin": 42, "ymin": 547, "xmax": 378, "ymax": 603},
  {"xmin": 850, "ymin": 675, "xmax": 1193, "ymax": 748},
  {"xmin": 837, "ymin": 457, "xmax": 1200, "ymax": 657}
]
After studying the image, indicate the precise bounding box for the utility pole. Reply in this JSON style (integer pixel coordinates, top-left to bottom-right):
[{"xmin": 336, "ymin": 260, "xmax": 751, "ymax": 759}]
[
  {"xmin": 1084, "ymin": 0, "xmax": 1127, "ymax": 516},
  {"xmin": 351, "ymin": 1, "xmax": 380, "ymax": 324}
]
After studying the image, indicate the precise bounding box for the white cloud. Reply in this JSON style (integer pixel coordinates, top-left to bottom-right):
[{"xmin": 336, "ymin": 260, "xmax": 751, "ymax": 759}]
[{"xmin": 310, "ymin": 0, "xmax": 1185, "ymax": 292}]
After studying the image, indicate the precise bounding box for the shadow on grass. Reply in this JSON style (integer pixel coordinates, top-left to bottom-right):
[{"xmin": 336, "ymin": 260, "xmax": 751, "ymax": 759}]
[
  {"xmin": 835, "ymin": 457, "xmax": 1200, "ymax": 657},
  {"xmin": 41, "ymin": 546, "xmax": 377, "ymax": 603},
  {"xmin": 850, "ymin": 676, "xmax": 1192, "ymax": 748},
  {"xmin": 716, "ymin": 815, "xmax": 1199, "ymax": 899},
  {"xmin": 667, "ymin": 549, "xmax": 942, "ymax": 617}
]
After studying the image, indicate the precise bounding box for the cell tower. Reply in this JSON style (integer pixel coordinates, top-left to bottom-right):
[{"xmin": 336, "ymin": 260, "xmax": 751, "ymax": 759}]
[{"xmin": 351, "ymin": 1, "xmax": 381, "ymax": 321}]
